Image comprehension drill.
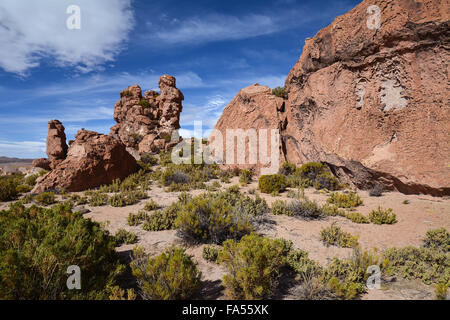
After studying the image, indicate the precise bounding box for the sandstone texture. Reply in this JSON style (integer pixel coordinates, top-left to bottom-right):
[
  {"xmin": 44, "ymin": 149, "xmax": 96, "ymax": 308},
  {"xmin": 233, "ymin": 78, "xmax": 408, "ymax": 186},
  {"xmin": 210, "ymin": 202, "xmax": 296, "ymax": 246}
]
[
  {"xmin": 46, "ymin": 120, "xmax": 68, "ymax": 168},
  {"xmin": 32, "ymin": 130, "xmax": 137, "ymax": 193},
  {"xmin": 214, "ymin": 0, "xmax": 450, "ymax": 195},
  {"xmin": 31, "ymin": 158, "xmax": 51, "ymax": 171},
  {"xmin": 110, "ymin": 75, "xmax": 183, "ymax": 154}
]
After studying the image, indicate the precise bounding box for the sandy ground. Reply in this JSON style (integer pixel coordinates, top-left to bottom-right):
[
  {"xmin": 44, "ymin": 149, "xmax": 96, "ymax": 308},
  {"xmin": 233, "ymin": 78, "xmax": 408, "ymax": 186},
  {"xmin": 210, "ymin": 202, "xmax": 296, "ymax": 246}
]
[{"xmin": 2, "ymin": 176, "xmax": 449, "ymax": 300}]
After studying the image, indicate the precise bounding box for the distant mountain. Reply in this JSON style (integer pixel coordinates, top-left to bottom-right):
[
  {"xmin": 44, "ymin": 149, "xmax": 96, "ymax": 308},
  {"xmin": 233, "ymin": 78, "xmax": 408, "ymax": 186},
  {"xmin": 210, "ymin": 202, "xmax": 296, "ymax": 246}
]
[{"xmin": 0, "ymin": 156, "xmax": 34, "ymax": 164}]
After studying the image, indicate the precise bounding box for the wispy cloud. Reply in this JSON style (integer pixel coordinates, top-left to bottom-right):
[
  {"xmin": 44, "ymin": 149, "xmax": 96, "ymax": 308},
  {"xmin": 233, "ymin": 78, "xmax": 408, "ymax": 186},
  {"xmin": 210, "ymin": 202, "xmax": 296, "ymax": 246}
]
[
  {"xmin": 0, "ymin": 0, "xmax": 134, "ymax": 75},
  {"xmin": 0, "ymin": 140, "xmax": 46, "ymax": 158}
]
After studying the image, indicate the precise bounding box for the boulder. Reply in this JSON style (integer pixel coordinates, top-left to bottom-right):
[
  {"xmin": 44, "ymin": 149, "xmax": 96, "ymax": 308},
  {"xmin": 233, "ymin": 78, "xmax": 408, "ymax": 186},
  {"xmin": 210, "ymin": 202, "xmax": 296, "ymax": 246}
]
[
  {"xmin": 110, "ymin": 75, "xmax": 183, "ymax": 154},
  {"xmin": 47, "ymin": 120, "xmax": 68, "ymax": 162},
  {"xmin": 32, "ymin": 158, "xmax": 51, "ymax": 171},
  {"xmin": 213, "ymin": 0, "xmax": 450, "ymax": 196},
  {"xmin": 32, "ymin": 129, "xmax": 137, "ymax": 193}
]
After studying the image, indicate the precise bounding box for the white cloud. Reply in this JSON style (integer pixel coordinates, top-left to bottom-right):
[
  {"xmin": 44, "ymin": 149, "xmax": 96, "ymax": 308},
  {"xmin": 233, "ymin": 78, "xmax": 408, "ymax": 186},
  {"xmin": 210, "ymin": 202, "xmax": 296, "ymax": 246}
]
[
  {"xmin": 0, "ymin": 0, "xmax": 134, "ymax": 75},
  {"xmin": 0, "ymin": 140, "xmax": 46, "ymax": 158},
  {"xmin": 149, "ymin": 13, "xmax": 281, "ymax": 45}
]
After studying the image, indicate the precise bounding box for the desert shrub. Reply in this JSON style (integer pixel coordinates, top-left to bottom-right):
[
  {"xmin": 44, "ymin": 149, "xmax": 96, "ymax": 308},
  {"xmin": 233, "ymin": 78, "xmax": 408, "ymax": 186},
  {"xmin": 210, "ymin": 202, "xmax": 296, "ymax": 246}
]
[
  {"xmin": 130, "ymin": 132, "xmax": 144, "ymax": 143},
  {"xmin": 16, "ymin": 184, "xmax": 32, "ymax": 193},
  {"xmin": 24, "ymin": 173, "xmax": 40, "ymax": 186},
  {"xmin": 175, "ymin": 195, "xmax": 253, "ymax": 244},
  {"xmin": 383, "ymin": 246, "xmax": 449, "ymax": 285},
  {"xmin": 130, "ymin": 246, "xmax": 201, "ymax": 300},
  {"xmin": 320, "ymin": 246, "xmax": 381, "ymax": 299},
  {"xmin": 258, "ymin": 174, "xmax": 287, "ymax": 194},
  {"xmin": 287, "ymin": 188, "xmax": 305, "ymax": 199},
  {"xmin": 368, "ymin": 207, "xmax": 397, "ymax": 225},
  {"xmin": 321, "ymin": 203, "xmax": 346, "ymax": 217},
  {"xmin": 403, "ymin": 200, "xmax": 410, "ymax": 205},
  {"xmin": 144, "ymin": 199, "xmax": 160, "ymax": 211},
  {"xmin": 140, "ymin": 153, "xmax": 158, "ymax": 166},
  {"xmin": 202, "ymin": 245, "xmax": 219, "ymax": 263},
  {"xmin": 272, "ymin": 86, "xmax": 287, "ymax": 99},
  {"xmin": 108, "ymin": 286, "xmax": 137, "ymax": 300},
  {"xmin": 108, "ymin": 189, "xmax": 147, "ymax": 207},
  {"xmin": 423, "ymin": 228, "xmax": 449, "ymax": 252},
  {"xmin": 239, "ymin": 169, "xmax": 253, "ymax": 185},
  {"xmin": 435, "ymin": 283, "xmax": 449, "ymax": 300},
  {"xmin": 327, "ymin": 191, "xmax": 363, "ymax": 208},
  {"xmin": 369, "ymin": 184, "xmax": 383, "ymax": 197},
  {"xmin": 33, "ymin": 192, "xmax": 56, "ymax": 206},
  {"xmin": 88, "ymin": 192, "xmax": 109, "ymax": 207},
  {"xmin": 271, "ymin": 200, "xmax": 291, "ymax": 216},
  {"xmin": 0, "ymin": 202, "xmax": 124, "ymax": 299},
  {"xmin": 127, "ymin": 211, "xmax": 149, "ymax": 226},
  {"xmin": 272, "ymin": 198, "xmax": 323, "ymax": 220},
  {"xmin": 320, "ymin": 224, "xmax": 359, "ymax": 248},
  {"xmin": 0, "ymin": 176, "xmax": 20, "ymax": 202},
  {"xmin": 297, "ymin": 162, "xmax": 326, "ymax": 181},
  {"xmin": 219, "ymin": 234, "xmax": 288, "ymax": 299},
  {"xmin": 142, "ymin": 204, "xmax": 179, "ymax": 231},
  {"xmin": 278, "ymin": 162, "xmax": 297, "ymax": 176},
  {"xmin": 115, "ymin": 229, "xmax": 137, "ymax": 245},
  {"xmin": 345, "ymin": 212, "xmax": 370, "ymax": 224},
  {"xmin": 138, "ymin": 98, "xmax": 151, "ymax": 108},
  {"xmin": 286, "ymin": 249, "xmax": 322, "ymax": 278},
  {"xmin": 313, "ymin": 172, "xmax": 340, "ymax": 191}
]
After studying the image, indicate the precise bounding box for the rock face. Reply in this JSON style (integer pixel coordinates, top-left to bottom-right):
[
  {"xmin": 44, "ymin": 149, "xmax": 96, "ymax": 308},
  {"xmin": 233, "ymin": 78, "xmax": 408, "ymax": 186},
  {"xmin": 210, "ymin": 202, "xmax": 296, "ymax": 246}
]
[
  {"xmin": 46, "ymin": 120, "xmax": 68, "ymax": 168},
  {"xmin": 214, "ymin": 0, "xmax": 450, "ymax": 196},
  {"xmin": 31, "ymin": 158, "xmax": 51, "ymax": 171},
  {"xmin": 32, "ymin": 130, "xmax": 137, "ymax": 193},
  {"xmin": 110, "ymin": 75, "xmax": 183, "ymax": 154},
  {"xmin": 213, "ymin": 84, "xmax": 286, "ymax": 174}
]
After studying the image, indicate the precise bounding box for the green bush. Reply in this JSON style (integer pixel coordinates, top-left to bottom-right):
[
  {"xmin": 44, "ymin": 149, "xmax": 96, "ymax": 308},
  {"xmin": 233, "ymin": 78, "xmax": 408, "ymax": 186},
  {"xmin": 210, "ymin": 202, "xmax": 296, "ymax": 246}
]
[
  {"xmin": 313, "ymin": 172, "xmax": 340, "ymax": 191},
  {"xmin": 142, "ymin": 204, "xmax": 179, "ymax": 231},
  {"xmin": 138, "ymin": 98, "xmax": 151, "ymax": 108},
  {"xmin": 202, "ymin": 245, "xmax": 219, "ymax": 263},
  {"xmin": 423, "ymin": 228, "xmax": 449, "ymax": 252},
  {"xmin": 272, "ymin": 198, "xmax": 323, "ymax": 220},
  {"xmin": 368, "ymin": 207, "xmax": 397, "ymax": 225},
  {"xmin": 0, "ymin": 176, "xmax": 19, "ymax": 202},
  {"xmin": 127, "ymin": 211, "xmax": 149, "ymax": 226},
  {"xmin": 345, "ymin": 212, "xmax": 370, "ymax": 224},
  {"xmin": 435, "ymin": 283, "xmax": 449, "ymax": 300},
  {"xmin": 0, "ymin": 202, "xmax": 124, "ymax": 299},
  {"xmin": 272, "ymin": 86, "xmax": 287, "ymax": 99},
  {"xmin": 327, "ymin": 192, "xmax": 363, "ymax": 208},
  {"xmin": 115, "ymin": 229, "xmax": 137, "ymax": 245},
  {"xmin": 297, "ymin": 162, "xmax": 326, "ymax": 181},
  {"xmin": 33, "ymin": 192, "xmax": 56, "ymax": 206},
  {"xmin": 278, "ymin": 162, "xmax": 297, "ymax": 176},
  {"xmin": 321, "ymin": 204, "xmax": 346, "ymax": 217},
  {"xmin": 144, "ymin": 199, "xmax": 160, "ymax": 211},
  {"xmin": 16, "ymin": 184, "xmax": 32, "ymax": 193},
  {"xmin": 219, "ymin": 234, "xmax": 288, "ymax": 299},
  {"xmin": 88, "ymin": 191, "xmax": 109, "ymax": 206},
  {"xmin": 320, "ymin": 224, "xmax": 359, "ymax": 248},
  {"xmin": 286, "ymin": 249, "xmax": 322, "ymax": 278},
  {"xmin": 239, "ymin": 169, "xmax": 253, "ymax": 185},
  {"xmin": 141, "ymin": 153, "xmax": 158, "ymax": 166},
  {"xmin": 25, "ymin": 173, "xmax": 40, "ymax": 186},
  {"xmin": 258, "ymin": 174, "xmax": 287, "ymax": 194},
  {"xmin": 131, "ymin": 246, "xmax": 201, "ymax": 300},
  {"xmin": 320, "ymin": 247, "xmax": 381, "ymax": 299}
]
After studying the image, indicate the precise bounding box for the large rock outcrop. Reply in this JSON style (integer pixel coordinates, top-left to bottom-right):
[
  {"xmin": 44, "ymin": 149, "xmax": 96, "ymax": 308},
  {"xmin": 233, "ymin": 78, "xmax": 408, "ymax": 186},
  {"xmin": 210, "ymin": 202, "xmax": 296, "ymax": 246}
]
[
  {"xmin": 214, "ymin": 0, "xmax": 450, "ymax": 196},
  {"xmin": 32, "ymin": 130, "xmax": 137, "ymax": 193},
  {"xmin": 110, "ymin": 75, "xmax": 183, "ymax": 154}
]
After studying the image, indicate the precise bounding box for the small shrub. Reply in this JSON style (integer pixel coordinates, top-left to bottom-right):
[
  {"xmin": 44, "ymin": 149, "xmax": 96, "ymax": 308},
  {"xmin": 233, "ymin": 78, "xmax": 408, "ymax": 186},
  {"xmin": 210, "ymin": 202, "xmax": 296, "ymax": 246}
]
[
  {"xmin": 286, "ymin": 249, "xmax": 322, "ymax": 278},
  {"xmin": 403, "ymin": 200, "xmax": 410, "ymax": 205},
  {"xmin": 272, "ymin": 200, "xmax": 291, "ymax": 216},
  {"xmin": 202, "ymin": 245, "xmax": 219, "ymax": 263},
  {"xmin": 258, "ymin": 174, "xmax": 287, "ymax": 194},
  {"xmin": 16, "ymin": 184, "xmax": 32, "ymax": 193},
  {"xmin": 219, "ymin": 234, "xmax": 288, "ymax": 299},
  {"xmin": 33, "ymin": 192, "xmax": 56, "ymax": 206},
  {"xmin": 0, "ymin": 177, "xmax": 19, "ymax": 202},
  {"xmin": 272, "ymin": 198, "xmax": 323, "ymax": 220},
  {"xmin": 127, "ymin": 211, "xmax": 149, "ymax": 226},
  {"xmin": 88, "ymin": 192, "xmax": 109, "ymax": 207},
  {"xmin": 131, "ymin": 246, "xmax": 201, "ymax": 300},
  {"xmin": 423, "ymin": 228, "xmax": 449, "ymax": 252},
  {"xmin": 25, "ymin": 174, "xmax": 40, "ymax": 186},
  {"xmin": 115, "ymin": 229, "xmax": 138, "ymax": 245},
  {"xmin": 435, "ymin": 283, "xmax": 449, "ymax": 300},
  {"xmin": 138, "ymin": 98, "xmax": 151, "ymax": 109},
  {"xmin": 144, "ymin": 199, "xmax": 161, "ymax": 211},
  {"xmin": 278, "ymin": 162, "xmax": 297, "ymax": 176},
  {"xmin": 369, "ymin": 184, "xmax": 383, "ymax": 197},
  {"xmin": 272, "ymin": 86, "xmax": 287, "ymax": 99},
  {"xmin": 239, "ymin": 169, "xmax": 253, "ymax": 185},
  {"xmin": 142, "ymin": 205, "xmax": 179, "ymax": 231},
  {"xmin": 368, "ymin": 207, "xmax": 397, "ymax": 225},
  {"xmin": 320, "ymin": 224, "xmax": 359, "ymax": 248},
  {"xmin": 161, "ymin": 169, "xmax": 190, "ymax": 186},
  {"xmin": 140, "ymin": 153, "xmax": 158, "ymax": 166},
  {"xmin": 313, "ymin": 172, "xmax": 339, "ymax": 191},
  {"xmin": 297, "ymin": 162, "xmax": 326, "ymax": 181},
  {"xmin": 321, "ymin": 203, "xmax": 346, "ymax": 217},
  {"xmin": 345, "ymin": 212, "xmax": 370, "ymax": 224},
  {"xmin": 327, "ymin": 192, "xmax": 363, "ymax": 208}
]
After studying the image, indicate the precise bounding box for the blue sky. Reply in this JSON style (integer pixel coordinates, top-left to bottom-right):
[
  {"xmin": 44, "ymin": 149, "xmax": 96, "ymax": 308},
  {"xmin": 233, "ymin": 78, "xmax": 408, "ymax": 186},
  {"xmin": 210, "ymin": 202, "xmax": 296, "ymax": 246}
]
[{"xmin": 0, "ymin": 0, "xmax": 359, "ymax": 158}]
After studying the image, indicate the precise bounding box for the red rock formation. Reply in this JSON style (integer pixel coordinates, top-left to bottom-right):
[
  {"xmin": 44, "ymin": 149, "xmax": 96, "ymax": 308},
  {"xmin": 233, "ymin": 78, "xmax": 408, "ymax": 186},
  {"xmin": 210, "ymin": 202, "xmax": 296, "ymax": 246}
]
[
  {"xmin": 46, "ymin": 119, "xmax": 68, "ymax": 168},
  {"xmin": 213, "ymin": 0, "xmax": 450, "ymax": 196},
  {"xmin": 110, "ymin": 75, "xmax": 183, "ymax": 154},
  {"xmin": 32, "ymin": 129, "xmax": 137, "ymax": 193},
  {"xmin": 31, "ymin": 158, "xmax": 51, "ymax": 171}
]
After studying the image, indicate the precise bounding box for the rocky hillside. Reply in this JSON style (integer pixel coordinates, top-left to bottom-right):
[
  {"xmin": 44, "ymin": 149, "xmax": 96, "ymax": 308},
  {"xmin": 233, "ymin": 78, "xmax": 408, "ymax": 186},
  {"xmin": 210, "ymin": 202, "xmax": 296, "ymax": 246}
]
[{"xmin": 214, "ymin": 0, "xmax": 450, "ymax": 196}]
